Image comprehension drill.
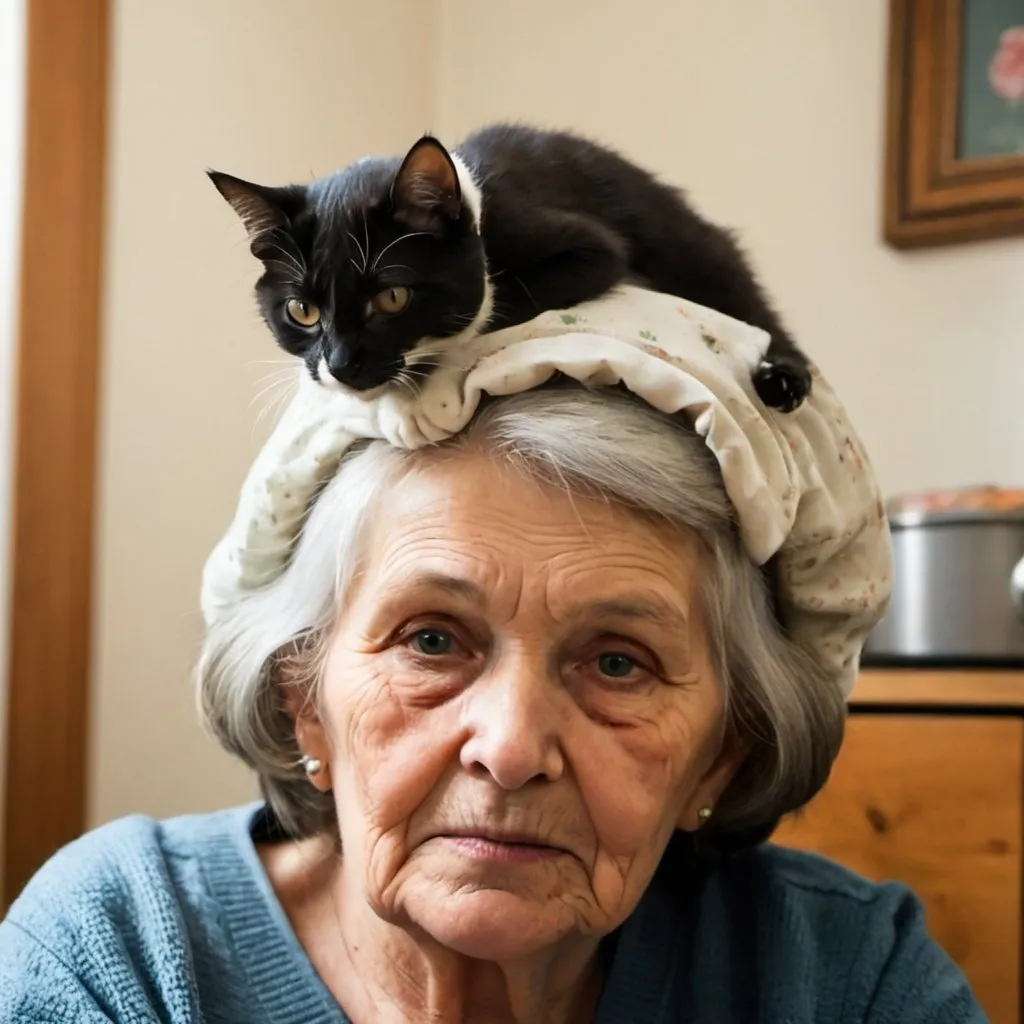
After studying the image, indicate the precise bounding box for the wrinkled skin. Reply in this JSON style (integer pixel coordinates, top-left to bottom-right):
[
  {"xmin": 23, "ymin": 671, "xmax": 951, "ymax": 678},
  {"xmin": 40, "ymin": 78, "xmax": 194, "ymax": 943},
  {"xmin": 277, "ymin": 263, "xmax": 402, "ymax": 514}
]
[{"xmin": 262, "ymin": 452, "xmax": 745, "ymax": 1024}]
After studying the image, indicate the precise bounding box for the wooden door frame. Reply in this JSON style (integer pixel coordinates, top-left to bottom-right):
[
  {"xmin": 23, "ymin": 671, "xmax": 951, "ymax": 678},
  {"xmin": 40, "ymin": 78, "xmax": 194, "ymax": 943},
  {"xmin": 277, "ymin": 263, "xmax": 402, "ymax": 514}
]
[{"xmin": 2, "ymin": 0, "xmax": 109, "ymax": 907}]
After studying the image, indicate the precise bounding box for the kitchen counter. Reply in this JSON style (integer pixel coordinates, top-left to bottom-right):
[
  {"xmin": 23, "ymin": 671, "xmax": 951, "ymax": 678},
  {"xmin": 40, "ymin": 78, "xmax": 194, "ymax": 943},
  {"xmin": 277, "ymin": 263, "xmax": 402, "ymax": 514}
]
[
  {"xmin": 775, "ymin": 669, "xmax": 1024, "ymax": 1024},
  {"xmin": 850, "ymin": 668, "xmax": 1024, "ymax": 707}
]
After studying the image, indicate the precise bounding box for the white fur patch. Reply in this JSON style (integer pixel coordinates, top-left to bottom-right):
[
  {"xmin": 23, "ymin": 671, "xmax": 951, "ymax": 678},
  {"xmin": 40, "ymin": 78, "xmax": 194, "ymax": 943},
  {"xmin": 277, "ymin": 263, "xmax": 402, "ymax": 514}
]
[
  {"xmin": 450, "ymin": 152, "xmax": 484, "ymax": 230},
  {"xmin": 315, "ymin": 355, "xmax": 343, "ymax": 391}
]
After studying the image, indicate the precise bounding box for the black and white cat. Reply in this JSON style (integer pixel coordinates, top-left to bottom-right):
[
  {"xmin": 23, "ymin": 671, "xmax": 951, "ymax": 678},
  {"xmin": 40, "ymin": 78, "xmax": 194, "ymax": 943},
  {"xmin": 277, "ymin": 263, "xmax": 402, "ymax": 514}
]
[{"xmin": 210, "ymin": 124, "xmax": 811, "ymax": 410}]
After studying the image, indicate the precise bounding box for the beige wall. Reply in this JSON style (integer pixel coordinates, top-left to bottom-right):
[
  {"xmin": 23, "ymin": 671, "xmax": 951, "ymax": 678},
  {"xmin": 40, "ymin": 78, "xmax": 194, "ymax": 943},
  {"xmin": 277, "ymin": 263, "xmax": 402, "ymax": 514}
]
[
  {"xmin": 437, "ymin": 0, "xmax": 1024, "ymax": 496},
  {"xmin": 91, "ymin": 0, "xmax": 1024, "ymax": 827},
  {"xmin": 89, "ymin": 0, "xmax": 435, "ymax": 825}
]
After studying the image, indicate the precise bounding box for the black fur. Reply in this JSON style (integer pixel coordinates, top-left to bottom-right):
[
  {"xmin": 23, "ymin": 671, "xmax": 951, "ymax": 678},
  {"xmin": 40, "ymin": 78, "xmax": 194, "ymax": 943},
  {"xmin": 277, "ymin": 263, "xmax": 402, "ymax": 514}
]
[{"xmin": 210, "ymin": 124, "xmax": 811, "ymax": 408}]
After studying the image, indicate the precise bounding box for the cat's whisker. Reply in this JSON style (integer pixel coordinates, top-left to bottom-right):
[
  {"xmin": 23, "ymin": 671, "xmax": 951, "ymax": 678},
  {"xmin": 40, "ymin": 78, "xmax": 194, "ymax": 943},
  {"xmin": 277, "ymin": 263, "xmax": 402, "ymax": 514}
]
[
  {"xmin": 249, "ymin": 360, "xmax": 297, "ymax": 388},
  {"xmin": 254, "ymin": 399, "xmax": 290, "ymax": 435},
  {"xmin": 514, "ymin": 275, "xmax": 538, "ymax": 311},
  {"xmin": 261, "ymin": 238, "xmax": 304, "ymax": 269},
  {"xmin": 404, "ymin": 349, "xmax": 442, "ymax": 368},
  {"xmin": 372, "ymin": 263, "xmax": 414, "ymax": 276},
  {"xmin": 413, "ymin": 339, "xmax": 450, "ymax": 360},
  {"xmin": 252, "ymin": 397, "xmax": 293, "ymax": 436},
  {"xmin": 249, "ymin": 363, "xmax": 295, "ymax": 389},
  {"xmin": 390, "ymin": 367, "xmax": 423, "ymax": 398},
  {"xmin": 347, "ymin": 231, "xmax": 368, "ymax": 275},
  {"xmin": 370, "ymin": 231, "xmax": 431, "ymax": 274},
  {"xmin": 433, "ymin": 352, "xmax": 478, "ymax": 376},
  {"xmin": 250, "ymin": 367, "xmax": 298, "ymax": 391},
  {"xmin": 263, "ymin": 253, "xmax": 306, "ymax": 286},
  {"xmin": 269, "ymin": 379, "xmax": 299, "ymax": 418},
  {"xmin": 253, "ymin": 388, "xmax": 287, "ymax": 428},
  {"xmin": 402, "ymin": 357, "xmax": 439, "ymax": 377},
  {"xmin": 250, "ymin": 372, "xmax": 296, "ymax": 411},
  {"xmin": 441, "ymin": 313, "xmax": 482, "ymax": 328},
  {"xmin": 362, "ymin": 215, "xmax": 370, "ymax": 275},
  {"xmin": 252, "ymin": 375, "xmax": 299, "ymax": 432},
  {"xmin": 263, "ymin": 259, "xmax": 298, "ymax": 280},
  {"xmin": 245, "ymin": 360, "xmax": 297, "ymax": 382},
  {"xmin": 261, "ymin": 240, "xmax": 307, "ymax": 282}
]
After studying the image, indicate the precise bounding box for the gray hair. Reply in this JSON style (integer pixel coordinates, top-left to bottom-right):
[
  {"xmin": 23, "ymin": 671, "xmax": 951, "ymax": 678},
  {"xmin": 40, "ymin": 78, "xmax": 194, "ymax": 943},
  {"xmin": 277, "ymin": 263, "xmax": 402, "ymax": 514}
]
[{"xmin": 197, "ymin": 385, "xmax": 844, "ymax": 856}]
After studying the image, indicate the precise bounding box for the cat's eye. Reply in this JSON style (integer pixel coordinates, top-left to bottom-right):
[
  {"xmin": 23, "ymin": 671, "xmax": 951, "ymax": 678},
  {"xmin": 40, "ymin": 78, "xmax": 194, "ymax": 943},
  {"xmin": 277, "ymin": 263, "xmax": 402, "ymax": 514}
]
[
  {"xmin": 367, "ymin": 286, "xmax": 411, "ymax": 317},
  {"xmin": 285, "ymin": 298, "xmax": 320, "ymax": 327}
]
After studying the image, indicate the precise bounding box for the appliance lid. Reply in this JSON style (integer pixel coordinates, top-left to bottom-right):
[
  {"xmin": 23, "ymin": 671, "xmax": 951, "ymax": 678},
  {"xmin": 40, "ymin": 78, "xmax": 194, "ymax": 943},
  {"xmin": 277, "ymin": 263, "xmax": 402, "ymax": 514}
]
[{"xmin": 886, "ymin": 486, "xmax": 1024, "ymax": 528}]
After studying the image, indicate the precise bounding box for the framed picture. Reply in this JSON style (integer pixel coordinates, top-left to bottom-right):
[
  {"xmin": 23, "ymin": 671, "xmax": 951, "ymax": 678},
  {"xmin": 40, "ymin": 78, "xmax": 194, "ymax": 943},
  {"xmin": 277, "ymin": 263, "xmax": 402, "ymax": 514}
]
[{"xmin": 884, "ymin": 0, "xmax": 1024, "ymax": 248}]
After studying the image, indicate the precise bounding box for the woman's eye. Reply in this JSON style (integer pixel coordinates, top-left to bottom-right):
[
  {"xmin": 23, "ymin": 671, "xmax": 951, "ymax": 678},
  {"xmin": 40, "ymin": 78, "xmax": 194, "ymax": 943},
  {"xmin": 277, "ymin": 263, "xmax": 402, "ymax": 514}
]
[
  {"xmin": 285, "ymin": 298, "xmax": 321, "ymax": 327},
  {"xmin": 410, "ymin": 628, "xmax": 453, "ymax": 656},
  {"xmin": 596, "ymin": 651, "xmax": 640, "ymax": 679},
  {"xmin": 367, "ymin": 285, "xmax": 411, "ymax": 317}
]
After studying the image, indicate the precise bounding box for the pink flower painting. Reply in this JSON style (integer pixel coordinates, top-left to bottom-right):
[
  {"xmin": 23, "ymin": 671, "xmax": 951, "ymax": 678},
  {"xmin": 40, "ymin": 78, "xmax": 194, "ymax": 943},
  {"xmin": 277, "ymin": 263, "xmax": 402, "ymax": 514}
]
[
  {"xmin": 988, "ymin": 26, "xmax": 1024, "ymax": 102},
  {"xmin": 984, "ymin": 25, "xmax": 1024, "ymax": 154}
]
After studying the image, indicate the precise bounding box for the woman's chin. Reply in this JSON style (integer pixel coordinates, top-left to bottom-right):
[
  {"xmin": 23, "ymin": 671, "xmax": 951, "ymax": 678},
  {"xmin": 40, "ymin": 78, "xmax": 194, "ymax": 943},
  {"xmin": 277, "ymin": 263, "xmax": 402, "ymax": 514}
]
[{"xmin": 408, "ymin": 888, "xmax": 577, "ymax": 961}]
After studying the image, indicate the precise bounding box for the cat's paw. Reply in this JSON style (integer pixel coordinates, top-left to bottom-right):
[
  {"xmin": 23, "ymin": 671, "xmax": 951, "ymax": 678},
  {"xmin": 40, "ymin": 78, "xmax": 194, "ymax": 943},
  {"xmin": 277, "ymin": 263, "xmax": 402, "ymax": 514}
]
[{"xmin": 752, "ymin": 359, "xmax": 812, "ymax": 413}]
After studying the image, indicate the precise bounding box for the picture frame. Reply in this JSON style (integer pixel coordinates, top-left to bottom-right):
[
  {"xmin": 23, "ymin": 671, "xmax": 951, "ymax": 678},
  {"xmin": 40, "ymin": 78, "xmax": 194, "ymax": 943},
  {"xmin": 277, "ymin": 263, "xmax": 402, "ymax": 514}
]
[{"xmin": 884, "ymin": 0, "xmax": 1024, "ymax": 248}]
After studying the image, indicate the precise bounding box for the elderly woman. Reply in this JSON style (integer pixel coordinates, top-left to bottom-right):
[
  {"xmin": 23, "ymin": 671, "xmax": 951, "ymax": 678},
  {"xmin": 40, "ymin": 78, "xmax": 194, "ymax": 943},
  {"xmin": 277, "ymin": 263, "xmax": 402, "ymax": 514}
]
[{"xmin": 0, "ymin": 290, "xmax": 986, "ymax": 1023}]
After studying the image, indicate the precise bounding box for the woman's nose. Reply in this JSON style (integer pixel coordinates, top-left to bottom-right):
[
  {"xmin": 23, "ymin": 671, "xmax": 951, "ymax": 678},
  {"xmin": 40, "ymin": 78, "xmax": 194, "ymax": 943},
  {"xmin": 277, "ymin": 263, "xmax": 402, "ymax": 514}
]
[{"xmin": 458, "ymin": 654, "xmax": 565, "ymax": 790}]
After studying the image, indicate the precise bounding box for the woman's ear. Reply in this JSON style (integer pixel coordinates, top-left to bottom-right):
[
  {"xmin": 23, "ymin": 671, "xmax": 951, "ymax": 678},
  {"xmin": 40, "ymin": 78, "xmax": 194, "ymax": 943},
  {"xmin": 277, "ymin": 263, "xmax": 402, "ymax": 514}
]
[
  {"xmin": 280, "ymin": 665, "xmax": 332, "ymax": 792},
  {"xmin": 677, "ymin": 730, "xmax": 749, "ymax": 832}
]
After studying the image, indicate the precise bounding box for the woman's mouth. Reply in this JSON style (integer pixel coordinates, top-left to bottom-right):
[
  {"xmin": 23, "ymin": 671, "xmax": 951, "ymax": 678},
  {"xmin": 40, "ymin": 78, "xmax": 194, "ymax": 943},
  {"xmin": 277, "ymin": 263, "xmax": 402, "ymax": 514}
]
[{"xmin": 434, "ymin": 832, "xmax": 567, "ymax": 862}]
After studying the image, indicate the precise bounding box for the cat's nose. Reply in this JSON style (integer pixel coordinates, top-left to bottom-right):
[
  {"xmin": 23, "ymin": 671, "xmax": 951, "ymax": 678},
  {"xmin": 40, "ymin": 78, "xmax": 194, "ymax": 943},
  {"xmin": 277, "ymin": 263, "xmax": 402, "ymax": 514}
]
[
  {"xmin": 326, "ymin": 343, "xmax": 366, "ymax": 383},
  {"xmin": 325, "ymin": 342, "xmax": 397, "ymax": 391}
]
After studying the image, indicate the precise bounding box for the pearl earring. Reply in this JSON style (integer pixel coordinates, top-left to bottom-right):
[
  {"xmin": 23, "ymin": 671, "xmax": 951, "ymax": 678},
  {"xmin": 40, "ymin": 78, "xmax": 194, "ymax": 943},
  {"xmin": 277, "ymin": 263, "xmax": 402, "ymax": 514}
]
[
  {"xmin": 697, "ymin": 806, "xmax": 713, "ymax": 825},
  {"xmin": 301, "ymin": 754, "xmax": 322, "ymax": 777}
]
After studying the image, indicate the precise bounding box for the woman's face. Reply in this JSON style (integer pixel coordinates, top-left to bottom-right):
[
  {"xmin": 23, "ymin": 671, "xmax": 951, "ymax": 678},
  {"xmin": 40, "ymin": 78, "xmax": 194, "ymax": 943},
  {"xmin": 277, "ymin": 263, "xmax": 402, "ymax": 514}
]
[{"xmin": 301, "ymin": 452, "xmax": 741, "ymax": 961}]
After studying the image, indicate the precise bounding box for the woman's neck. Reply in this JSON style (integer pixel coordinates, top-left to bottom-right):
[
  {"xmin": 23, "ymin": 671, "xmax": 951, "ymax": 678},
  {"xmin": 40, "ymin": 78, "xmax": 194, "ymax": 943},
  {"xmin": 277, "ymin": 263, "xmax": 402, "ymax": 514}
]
[{"xmin": 260, "ymin": 836, "xmax": 604, "ymax": 1024}]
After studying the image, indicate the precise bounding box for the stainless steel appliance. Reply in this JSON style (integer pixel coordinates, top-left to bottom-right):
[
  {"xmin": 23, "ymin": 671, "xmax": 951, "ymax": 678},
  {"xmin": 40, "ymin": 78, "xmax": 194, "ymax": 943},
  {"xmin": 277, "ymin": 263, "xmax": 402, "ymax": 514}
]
[{"xmin": 864, "ymin": 489, "xmax": 1024, "ymax": 666}]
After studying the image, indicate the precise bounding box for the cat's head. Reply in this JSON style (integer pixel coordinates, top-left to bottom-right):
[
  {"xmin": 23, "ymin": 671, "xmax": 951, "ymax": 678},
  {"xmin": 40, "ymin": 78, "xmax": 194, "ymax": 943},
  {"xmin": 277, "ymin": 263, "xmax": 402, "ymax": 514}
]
[{"xmin": 209, "ymin": 136, "xmax": 491, "ymax": 394}]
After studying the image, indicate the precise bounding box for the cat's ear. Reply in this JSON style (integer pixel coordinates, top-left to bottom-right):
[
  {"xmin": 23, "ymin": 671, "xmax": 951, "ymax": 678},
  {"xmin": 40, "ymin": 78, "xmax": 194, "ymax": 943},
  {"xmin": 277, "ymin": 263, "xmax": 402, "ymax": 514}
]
[
  {"xmin": 391, "ymin": 136, "xmax": 463, "ymax": 235},
  {"xmin": 207, "ymin": 171, "xmax": 305, "ymax": 239}
]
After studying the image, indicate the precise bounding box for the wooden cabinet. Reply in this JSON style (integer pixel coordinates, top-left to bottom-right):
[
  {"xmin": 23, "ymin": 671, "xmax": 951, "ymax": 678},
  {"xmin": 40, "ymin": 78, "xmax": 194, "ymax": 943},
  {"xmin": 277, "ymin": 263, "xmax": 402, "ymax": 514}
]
[{"xmin": 775, "ymin": 672, "xmax": 1024, "ymax": 1024}]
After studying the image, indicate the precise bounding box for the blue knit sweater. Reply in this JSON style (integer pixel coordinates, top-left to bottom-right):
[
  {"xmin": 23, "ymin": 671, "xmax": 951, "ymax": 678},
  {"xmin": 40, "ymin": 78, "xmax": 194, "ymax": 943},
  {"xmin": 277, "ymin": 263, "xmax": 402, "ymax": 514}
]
[{"xmin": 0, "ymin": 805, "xmax": 987, "ymax": 1023}]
